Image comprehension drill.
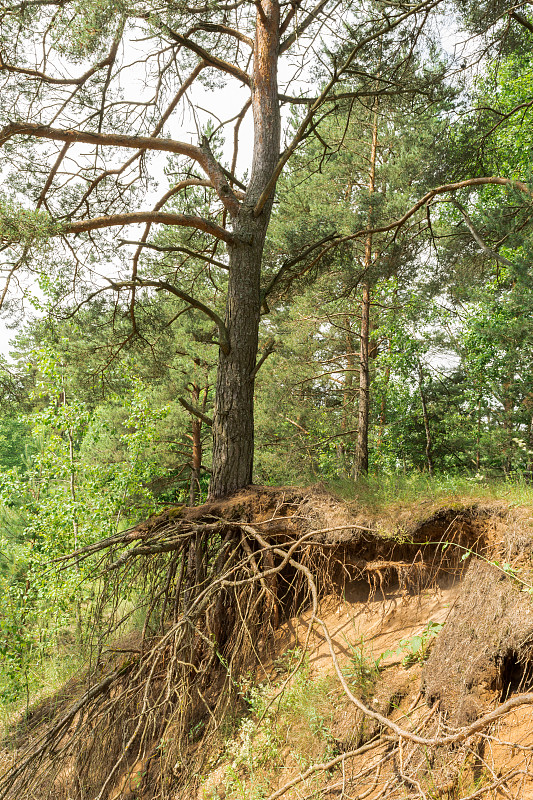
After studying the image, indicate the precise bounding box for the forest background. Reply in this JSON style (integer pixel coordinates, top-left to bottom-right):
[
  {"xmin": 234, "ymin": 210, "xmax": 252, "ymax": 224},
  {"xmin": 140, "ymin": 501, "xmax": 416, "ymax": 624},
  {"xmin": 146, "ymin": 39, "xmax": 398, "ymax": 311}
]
[{"xmin": 0, "ymin": 0, "xmax": 532, "ymax": 710}]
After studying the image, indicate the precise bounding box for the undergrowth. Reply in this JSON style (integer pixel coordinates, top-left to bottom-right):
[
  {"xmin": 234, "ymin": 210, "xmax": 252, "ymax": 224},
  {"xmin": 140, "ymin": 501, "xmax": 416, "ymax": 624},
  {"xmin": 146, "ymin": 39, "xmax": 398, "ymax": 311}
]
[
  {"xmin": 201, "ymin": 652, "xmax": 339, "ymax": 800},
  {"xmin": 329, "ymin": 472, "xmax": 533, "ymax": 510},
  {"xmin": 343, "ymin": 636, "xmax": 382, "ymax": 699},
  {"xmin": 201, "ymin": 623, "xmax": 446, "ymax": 800}
]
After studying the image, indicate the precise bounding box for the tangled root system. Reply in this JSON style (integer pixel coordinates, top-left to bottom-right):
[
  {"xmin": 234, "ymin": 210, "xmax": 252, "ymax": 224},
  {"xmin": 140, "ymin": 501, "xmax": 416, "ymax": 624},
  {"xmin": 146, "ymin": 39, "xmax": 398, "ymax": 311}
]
[{"xmin": 1, "ymin": 487, "xmax": 533, "ymax": 800}]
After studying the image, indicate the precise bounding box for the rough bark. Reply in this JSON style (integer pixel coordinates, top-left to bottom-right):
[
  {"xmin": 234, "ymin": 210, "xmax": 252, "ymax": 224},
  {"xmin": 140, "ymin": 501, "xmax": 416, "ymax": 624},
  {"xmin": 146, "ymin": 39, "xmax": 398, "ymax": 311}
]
[
  {"xmin": 417, "ymin": 359, "xmax": 434, "ymax": 476},
  {"xmin": 210, "ymin": 234, "xmax": 263, "ymax": 496},
  {"xmin": 354, "ymin": 101, "xmax": 378, "ymax": 480},
  {"xmin": 209, "ymin": 0, "xmax": 280, "ymax": 498},
  {"xmin": 340, "ymin": 315, "xmax": 356, "ymax": 466},
  {"xmin": 189, "ymin": 384, "xmax": 203, "ymax": 506},
  {"xmin": 528, "ymin": 412, "xmax": 533, "ymax": 482},
  {"xmin": 354, "ymin": 279, "xmax": 371, "ymax": 478}
]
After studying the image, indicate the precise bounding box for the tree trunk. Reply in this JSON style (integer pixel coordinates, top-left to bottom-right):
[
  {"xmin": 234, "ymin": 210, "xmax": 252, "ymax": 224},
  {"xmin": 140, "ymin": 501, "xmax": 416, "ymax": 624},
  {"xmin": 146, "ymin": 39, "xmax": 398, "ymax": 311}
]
[
  {"xmin": 354, "ymin": 100, "xmax": 379, "ymax": 481},
  {"xmin": 340, "ymin": 315, "xmax": 355, "ymax": 468},
  {"xmin": 209, "ymin": 0, "xmax": 280, "ymax": 498},
  {"xmin": 417, "ymin": 359, "xmax": 434, "ymax": 477},
  {"xmin": 476, "ymin": 395, "xmax": 482, "ymax": 472},
  {"xmin": 528, "ymin": 412, "xmax": 533, "ymax": 482},
  {"xmin": 210, "ymin": 236, "xmax": 262, "ymax": 496},
  {"xmin": 189, "ymin": 384, "xmax": 202, "ymax": 506},
  {"xmin": 354, "ymin": 279, "xmax": 371, "ymax": 478}
]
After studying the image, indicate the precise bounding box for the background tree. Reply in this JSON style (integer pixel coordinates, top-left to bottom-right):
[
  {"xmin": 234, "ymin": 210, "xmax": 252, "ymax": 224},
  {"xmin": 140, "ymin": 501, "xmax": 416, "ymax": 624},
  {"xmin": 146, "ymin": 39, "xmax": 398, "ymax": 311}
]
[
  {"xmin": 255, "ymin": 65, "xmax": 453, "ymax": 480},
  {"xmin": 0, "ymin": 0, "xmax": 454, "ymax": 496},
  {"xmin": 1, "ymin": 0, "xmax": 533, "ymax": 720}
]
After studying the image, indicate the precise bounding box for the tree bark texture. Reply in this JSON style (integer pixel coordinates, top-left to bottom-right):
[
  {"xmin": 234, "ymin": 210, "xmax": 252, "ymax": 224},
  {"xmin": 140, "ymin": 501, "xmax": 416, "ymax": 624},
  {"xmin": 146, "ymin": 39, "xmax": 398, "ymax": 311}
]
[
  {"xmin": 354, "ymin": 100, "xmax": 379, "ymax": 480},
  {"xmin": 354, "ymin": 279, "xmax": 371, "ymax": 478},
  {"xmin": 189, "ymin": 384, "xmax": 203, "ymax": 506},
  {"xmin": 209, "ymin": 0, "xmax": 281, "ymax": 498},
  {"xmin": 339, "ymin": 315, "xmax": 355, "ymax": 466},
  {"xmin": 417, "ymin": 360, "xmax": 434, "ymax": 476}
]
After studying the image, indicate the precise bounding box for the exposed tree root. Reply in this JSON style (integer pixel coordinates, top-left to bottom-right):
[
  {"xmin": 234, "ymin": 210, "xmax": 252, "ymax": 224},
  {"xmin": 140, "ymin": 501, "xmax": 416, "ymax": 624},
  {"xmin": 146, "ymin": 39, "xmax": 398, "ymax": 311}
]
[{"xmin": 1, "ymin": 488, "xmax": 533, "ymax": 800}]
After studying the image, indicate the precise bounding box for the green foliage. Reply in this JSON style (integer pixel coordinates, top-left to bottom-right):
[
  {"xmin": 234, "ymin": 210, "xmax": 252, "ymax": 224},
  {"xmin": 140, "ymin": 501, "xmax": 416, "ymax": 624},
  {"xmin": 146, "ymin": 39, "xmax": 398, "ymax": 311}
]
[
  {"xmin": 211, "ymin": 658, "xmax": 337, "ymax": 799},
  {"xmin": 343, "ymin": 624, "xmax": 443, "ymax": 701},
  {"xmin": 384, "ymin": 621, "xmax": 443, "ymax": 667},
  {"xmin": 254, "ymin": 46, "xmax": 533, "ymax": 482},
  {"xmin": 0, "ymin": 416, "xmax": 30, "ymax": 471},
  {"xmin": 2, "ymin": 0, "xmax": 533, "ymax": 726},
  {"xmin": 0, "ymin": 348, "xmax": 182, "ymax": 704},
  {"xmin": 0, "ymin": 198, "xmax": 59, "ymax": 247},
  {"xmin": 343, "ymin": 635, "xmax": 384, "ymax": 698}
]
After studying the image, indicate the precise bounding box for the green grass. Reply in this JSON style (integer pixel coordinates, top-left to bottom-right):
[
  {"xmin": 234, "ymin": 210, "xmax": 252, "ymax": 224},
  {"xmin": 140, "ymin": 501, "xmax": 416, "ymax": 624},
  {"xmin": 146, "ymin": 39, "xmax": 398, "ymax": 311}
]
[
  {"xmin": 327, "ymin": 471, "xmax": 533, "ymax": 511},
  {"xmin": 0, "ymin": 635, "xmax": 85, "ymax": 735}
]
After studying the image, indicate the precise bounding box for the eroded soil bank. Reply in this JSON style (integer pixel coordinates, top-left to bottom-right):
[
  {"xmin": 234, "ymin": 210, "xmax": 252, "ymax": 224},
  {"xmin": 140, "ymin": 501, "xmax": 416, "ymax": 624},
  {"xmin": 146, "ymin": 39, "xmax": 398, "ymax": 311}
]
[
  {"xmin": 196, "ymin": 487, "xmax": 533, "ymax": 800},
  {"xmin": 2, "ymin": 485, "xmax": 533, "ymax": 800}
]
